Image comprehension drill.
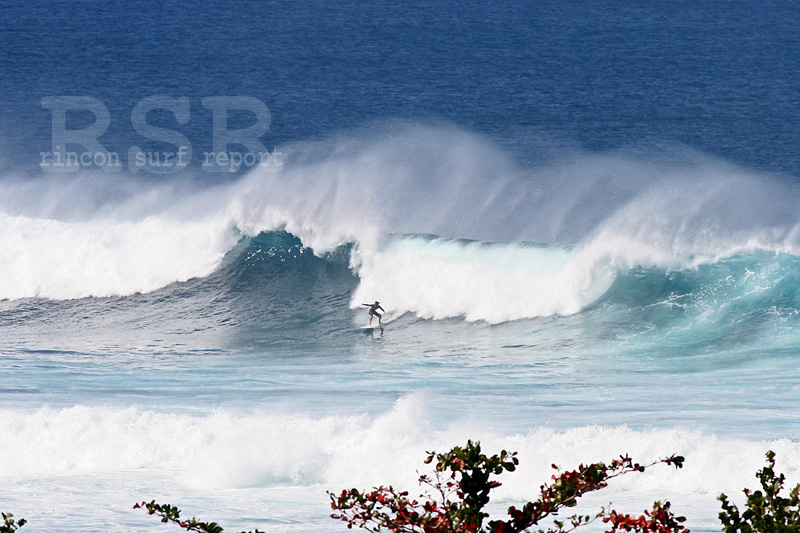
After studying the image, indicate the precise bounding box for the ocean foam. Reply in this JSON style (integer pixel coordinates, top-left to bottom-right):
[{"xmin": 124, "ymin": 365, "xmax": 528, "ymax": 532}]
[
  {"xmin": 351, "ymin": 235, "xmax": 614, "ymax": 322},
  {"xmin": 0, "ymin": 212, "xmax": 238, "ymax": 300},
  {"xmin": 1, "ymin": 398, "xmax": 798, "ymax": 499}
]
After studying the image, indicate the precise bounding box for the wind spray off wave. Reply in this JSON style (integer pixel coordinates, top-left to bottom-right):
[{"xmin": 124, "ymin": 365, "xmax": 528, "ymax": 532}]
[{"xmin": 3, "ymin": 123, "xmax": 800, "ymax": 324}]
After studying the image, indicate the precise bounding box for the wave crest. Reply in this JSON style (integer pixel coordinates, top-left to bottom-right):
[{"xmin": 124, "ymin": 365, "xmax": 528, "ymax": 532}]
[{"xmin": 3, "ymin": 122, "xmax": 800, "ymax": 309}]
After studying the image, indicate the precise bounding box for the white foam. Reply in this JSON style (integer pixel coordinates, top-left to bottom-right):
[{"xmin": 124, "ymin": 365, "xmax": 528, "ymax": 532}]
[
  {"xmin": 0, "ymin": 212, "xmax": 238, "ymax": 300},
  {"xmin": 351, "ymin": 236, "xmax": 614, "ymax": 322},
  {"xmin": 1, "ymin": 398, "xmax": 798, "ymax": 531},
  {"xmin": 4, "ymin": 123, "xmax": 800, "ymax": 306},
  {"xmin": 1, "ymin": 399, "xmax": 798, "ymax": 495},
  {"xmin": 571, "ymin": 172, "xmax": 800, "ymax": 274}
]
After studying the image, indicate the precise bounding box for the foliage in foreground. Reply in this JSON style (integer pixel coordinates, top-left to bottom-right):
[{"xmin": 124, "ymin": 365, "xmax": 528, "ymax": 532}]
[
  {"xmin": 329, "ymin": 440, "xmax": 687, "ymax": 533},
  {"xmin": 0, "ymin": 513, "xmax": 26, "ymax": 533},
  {"xmin": 133, "ymin": 501, "xmax": 263, "ymax": 533},
  {"xmin": 5, "ymin": 448, "xmax": 800, "ymax": 533},
  {"xmin": 718, "ymin": 450, "xmax": 800, "ymax": 533}
]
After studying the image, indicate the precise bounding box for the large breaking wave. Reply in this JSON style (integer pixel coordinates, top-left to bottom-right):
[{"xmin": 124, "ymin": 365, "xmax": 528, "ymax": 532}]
[{"xmin": 3, "ymin": 122, "xmax": 800, "ymax": 326}]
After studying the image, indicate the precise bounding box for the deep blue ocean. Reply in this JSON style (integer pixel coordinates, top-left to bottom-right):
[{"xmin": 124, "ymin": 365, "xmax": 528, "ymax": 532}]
[{"xmin": 2, "ymin": 2, "xmax": 800, "ymax": 531}]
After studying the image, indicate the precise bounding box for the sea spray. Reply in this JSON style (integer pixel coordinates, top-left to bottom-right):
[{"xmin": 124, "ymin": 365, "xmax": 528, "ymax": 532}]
[{"xmin": 3, "ymin": 123, "xmax": 800, "ymax": 314}]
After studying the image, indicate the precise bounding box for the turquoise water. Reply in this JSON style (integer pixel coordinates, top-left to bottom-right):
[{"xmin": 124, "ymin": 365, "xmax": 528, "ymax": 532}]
[{"xmin": 2, "ymin": 1, "xmax": 800, "ymax": 531}]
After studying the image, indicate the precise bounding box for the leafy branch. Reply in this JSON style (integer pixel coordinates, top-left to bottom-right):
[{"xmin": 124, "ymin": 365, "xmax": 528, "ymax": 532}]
[
  {"xmin": 329, "ymin": 440, "xmax": 687, "ymax": 533},
  {"xmin": 0, "ymin": 513, "xmax": 26, "ymax": 533},
  {"xmin": 133, "ymin": 501, "xmax": 263, "ymax": 533},
  {"xmin": 718, "ymin": 450, "xmax": 800, "ymax": 533}
]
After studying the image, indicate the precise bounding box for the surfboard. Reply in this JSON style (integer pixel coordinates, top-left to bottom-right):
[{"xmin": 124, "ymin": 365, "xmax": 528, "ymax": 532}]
[{"xmin": 361, "ymin": 324, "xmax": 383, "ymax": 330}]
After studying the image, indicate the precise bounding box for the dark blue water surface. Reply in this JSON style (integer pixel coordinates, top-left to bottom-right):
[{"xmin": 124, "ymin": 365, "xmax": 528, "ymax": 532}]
[{"xmin": 1, "ymin": 1, "xmax": 799, "ymax": 176}]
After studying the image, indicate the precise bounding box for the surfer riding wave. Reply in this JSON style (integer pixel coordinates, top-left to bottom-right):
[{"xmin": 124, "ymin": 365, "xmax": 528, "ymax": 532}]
[{"xmin": 362, "ymin": 301, "xmax": 385, "ymax": 325}]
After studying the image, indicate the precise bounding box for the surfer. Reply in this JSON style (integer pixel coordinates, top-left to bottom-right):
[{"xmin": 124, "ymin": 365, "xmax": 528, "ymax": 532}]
[{"xmin": 362, "ymin": 301, "xmax": 385, "ymax": 325}]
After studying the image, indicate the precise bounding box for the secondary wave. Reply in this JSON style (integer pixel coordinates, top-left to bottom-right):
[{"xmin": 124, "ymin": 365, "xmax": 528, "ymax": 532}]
[{"xmin": 0, "ymin": 397, "xmax": 798, "ymax": 531}]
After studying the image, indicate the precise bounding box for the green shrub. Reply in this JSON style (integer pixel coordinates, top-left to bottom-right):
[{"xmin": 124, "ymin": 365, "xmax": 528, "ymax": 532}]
[
  {"xmin": 0, "ymin": 513, "xmax": 26, "ymax": 533},
  {"xmin": 718, "ymin": 450, "xmax": 800, "ymax": 533}
]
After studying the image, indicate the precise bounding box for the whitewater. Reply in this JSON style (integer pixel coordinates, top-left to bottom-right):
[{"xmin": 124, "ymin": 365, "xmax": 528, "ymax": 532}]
[{"xmin": 2, "ymin": 124, "xmax": 800, "ymax": 531}]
